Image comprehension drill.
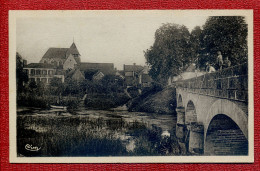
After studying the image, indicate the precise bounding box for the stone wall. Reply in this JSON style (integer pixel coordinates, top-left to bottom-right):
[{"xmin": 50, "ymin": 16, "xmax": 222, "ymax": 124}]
[
  {"xmin": 205, "ymin": 129, "xmax": 248, "ymax": 155},
  {"xmin": 175, "ymin": 63, "xmax": 248, "ymax": 102}
]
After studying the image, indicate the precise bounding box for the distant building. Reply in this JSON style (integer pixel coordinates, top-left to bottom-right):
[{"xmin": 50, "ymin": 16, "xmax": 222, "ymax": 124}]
[
  {"xmin": 66, "ymin": 62, "xmax": 115, "ymax": 82},
  {"xmin": 23, "ymin": 63, "xmax": 64, "ymax": 84},
  {"xmin": 140, "ymin": 74, "xmax": 153, "ymax": 87},
  {"xmin": 93, "ymin": 71, "xmax": 105, "ymax": 81},
  {"xmin": 123, "ymin": 63, "xmax": 144, "ymax": 86},
  {"xmin": 123, "ymin": 63, "xmax": 153, "ymax": 87},
  {"xmin": 115, "ymin": 70, "xmax": 125, "ymax": 79},
  {"xmin": 39, "ymin": 42, "xmax": 81, "ymax": 70},
  {"xmin": 21, "ymin": 41, "xmax": 120, "ymax": 84},
  {"xmin": 66, "ymin": 68, "xmax": 85, "ymax": 82},
  {"xmin": 79, "ymin": 62, "xmax": 115, "ymax": 75}
]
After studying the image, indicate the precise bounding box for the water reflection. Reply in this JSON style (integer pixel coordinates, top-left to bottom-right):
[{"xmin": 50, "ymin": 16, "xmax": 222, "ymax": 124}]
[{"xmin": 17, "ymin": 107, "xmax": 180, "ymax": 156}]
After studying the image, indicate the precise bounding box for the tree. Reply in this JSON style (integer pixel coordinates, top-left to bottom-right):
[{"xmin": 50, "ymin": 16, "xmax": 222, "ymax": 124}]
[
  {"xmin": 28, "ymin": 80, "xmax": 37, "ymax": 93},
  {"xmin": 50, "ymin": 77, "xmax": 62, "ymax": 87},
  {"xmin": 49, "ymin": 77, "xmax": 64, "ymax": 95},
  {"xmin": 144, "ymin": 23, "xmax": 191, "ymax": 83},
  {"xmin": 190, "ymin": 26, "xmax": 203, "ymax": 66},
  {"xmin": 35, "ymin": 81, "xmax": 45, "ymax": 96},
  {"xmin": 198, "ymin": 16, "xmax": 248, "ymax": 69},
  {"xmin": 101, "ymin": 75, "xmax": 125, "ymax": 93},
  {"xmin": 16, "ymin": 52, "xmax": 28, "ymax": 93}
]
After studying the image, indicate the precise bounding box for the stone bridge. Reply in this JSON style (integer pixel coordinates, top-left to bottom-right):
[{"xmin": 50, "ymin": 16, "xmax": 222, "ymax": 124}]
[{"xmin": 174, "ymin": 63, "xmax": 248, "ymax": 155}]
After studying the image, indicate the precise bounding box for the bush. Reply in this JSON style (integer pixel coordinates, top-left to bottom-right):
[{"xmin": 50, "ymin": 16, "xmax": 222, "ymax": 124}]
[
  {"xmin": 17, "ymin": 94, "xmax": 50, "ymax": 108},
  {"xmin": 66, "ymin": 99, "xmax": 80, "ymax": 114}
]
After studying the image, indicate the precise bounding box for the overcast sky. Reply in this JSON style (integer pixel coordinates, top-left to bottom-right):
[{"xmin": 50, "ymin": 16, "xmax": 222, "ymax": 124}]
[{"xmin": 16, "ymin": 11, "xmax": 209, "ymax": 70}]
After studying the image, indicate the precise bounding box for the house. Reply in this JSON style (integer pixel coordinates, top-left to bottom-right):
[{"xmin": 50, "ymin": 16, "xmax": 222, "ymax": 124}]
[
  {"xmin": 123, "ymin": 63, "xmax": 144, "ymax": 86},
  {"xmin": 67, "ymin": 62, "xmax": 115, "ymax": 82},
  {"xmin": 79, "ymin": 62, "xmax": 115, "ymax": 75},
  {"xmin": 39, "ymin": 42, "xmax": 81, "ymax": 70},
  {"xmin": 63, "ymin": 54, "xmax": 78, "ymax": 70},
  {"xmin": 92, "ymin": 71, "xmax": 105, "ymax": 81},
  {"xmin": 66, "ymin": 68, "xmax": 85, "ymax": 82},
  {"xmin": 23, "ymin": 63, "xmax": 64, "ymax": 84},
  {"xmin": 123, "ymin": 63, "xmax": 153, "ymax": 87},
  {"xmin": 115, "ymin": 70, "xmax": 125, "ymax": 79},
  {"xmin": 140, "ymin": 74, "xmax": 153, "ymax": 87}
]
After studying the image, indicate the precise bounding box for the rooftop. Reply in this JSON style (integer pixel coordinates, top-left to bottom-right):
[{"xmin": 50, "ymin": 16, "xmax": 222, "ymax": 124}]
[
  {"xmin": 80, "ymin": 62, "xmax": 115, "ymax": 75},
  {"xmin": 124, "ymin": 64, "xmax": 144, "ymax": 72},
  {"xmin": 24, "ymin": 63, "xmax": 55, "ymax": 69}
]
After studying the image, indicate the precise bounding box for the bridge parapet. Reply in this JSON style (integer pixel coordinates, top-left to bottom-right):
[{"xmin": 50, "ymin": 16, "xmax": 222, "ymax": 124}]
[{"xmin": 175, "ymin": 63, "xmax": 248, "ymax": 102}]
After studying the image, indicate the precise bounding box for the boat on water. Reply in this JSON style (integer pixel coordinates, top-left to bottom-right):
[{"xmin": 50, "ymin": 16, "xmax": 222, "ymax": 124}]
[
  {"xmin": 50, "ymin": 94, "xmax": 67, "ymax": 110},
  {"xmin": 50, "ymin": 105, "xmax": 67, "ymax": 110}
]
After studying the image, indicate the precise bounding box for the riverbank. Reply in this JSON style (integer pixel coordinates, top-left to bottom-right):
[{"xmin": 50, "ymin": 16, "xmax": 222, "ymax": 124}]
[
  {"xmin": 17, "ymin": 107, "xmax": 180, "ymax": 156},
  {"xmin": 127, "ymin": 87, "xmax": 177, "ymax": 114}
]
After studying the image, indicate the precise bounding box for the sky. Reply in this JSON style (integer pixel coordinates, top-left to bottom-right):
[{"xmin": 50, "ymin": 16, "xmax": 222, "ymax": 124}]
[{"xmin": 16, "ymin": 11, "xmax": 209, "ymax": 70}]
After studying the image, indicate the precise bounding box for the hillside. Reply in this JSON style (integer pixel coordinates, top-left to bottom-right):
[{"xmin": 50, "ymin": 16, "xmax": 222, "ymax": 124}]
[{"xmin": 127, "ymin": 86, "xmax": 177, "ymax": 114}]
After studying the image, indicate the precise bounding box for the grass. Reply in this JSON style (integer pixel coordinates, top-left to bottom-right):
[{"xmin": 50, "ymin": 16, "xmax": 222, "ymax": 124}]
[{"xmin": 17, "ymin": 113, "xmax": 180, "ymax": 157}]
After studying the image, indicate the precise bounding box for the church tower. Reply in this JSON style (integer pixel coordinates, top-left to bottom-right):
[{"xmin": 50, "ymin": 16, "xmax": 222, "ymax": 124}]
[{"xmin": 66, "ymin": 42, "xmax": 81, "ymax": 64}]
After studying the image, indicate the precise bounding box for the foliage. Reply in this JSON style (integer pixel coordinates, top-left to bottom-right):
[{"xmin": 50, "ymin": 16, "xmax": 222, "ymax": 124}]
[
  {"xmin": 144, "ymin": 23, "xmax": 192, "ymax": 84},
  {"xmin": 84, "ymin": 69, "xmax": 98, "ymax": 81},
  {"xmin": 101, "ymin": 75, "xmax": 125, "ymax": 93},
  {"xmin": 66, "ymin": 99, "xmax": 81, "ymax": 113},
  {"xmin": 198, "ymin": 16, "xmax": 248, "ymax": 69},
  {"xmin": 17, "ymin": 94, "xmax": 50, "ymax": 108},
  {"xmin": 17, "ymin": 114, "xmax": 180, "ymax": 156},
  {"xmin": 84, "ymin": 93, "xmax": 130, "ymax": 110},
  {"xmin": 190, "ymin": 26, "xmax": 203, "ymax": 65},
  {"xmin": 145, "ymin": 17, "xmax": 248, "ymax": 82},
  {"xmin": 50, "ymin": 77, "xmax": 62, "ymax": 87},
  {"xmin": 16, "ymin": 53, "xmax": 28, "ymax": 93}
]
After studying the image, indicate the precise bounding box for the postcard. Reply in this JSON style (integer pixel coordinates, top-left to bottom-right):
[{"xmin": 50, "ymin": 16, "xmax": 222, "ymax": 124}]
[{"xmin": 9, "ymin": 10, "xmax": 254, "ymax": 163}]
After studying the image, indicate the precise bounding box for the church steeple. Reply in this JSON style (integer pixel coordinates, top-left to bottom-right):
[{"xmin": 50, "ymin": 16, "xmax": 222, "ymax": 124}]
[{"xmin": 66, "ymin": 42, "xmax": 81, "ymax": 63}]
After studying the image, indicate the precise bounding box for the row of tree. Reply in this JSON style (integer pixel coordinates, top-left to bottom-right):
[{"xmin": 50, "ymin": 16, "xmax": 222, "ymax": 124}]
[{"xmin": 145, "ymin": 16, "xmax": 248, "ymax": 83}]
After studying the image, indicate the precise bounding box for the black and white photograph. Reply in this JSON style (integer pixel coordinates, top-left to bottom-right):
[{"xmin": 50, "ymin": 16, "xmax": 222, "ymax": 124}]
[{"xmin": 9, "ymin": 10, "xmax": 253, "ymax": 163}]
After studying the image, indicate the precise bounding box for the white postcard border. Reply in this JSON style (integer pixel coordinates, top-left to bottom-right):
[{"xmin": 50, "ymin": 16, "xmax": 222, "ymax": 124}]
[{"xmin": 9, "ymin": 10, "xmax": 254, "ymax": 163}]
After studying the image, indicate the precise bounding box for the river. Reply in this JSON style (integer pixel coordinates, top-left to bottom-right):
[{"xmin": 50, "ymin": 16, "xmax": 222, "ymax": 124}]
[{"xmin": 17, "ymin": 106, "xmax": 181, "ymax": 157}]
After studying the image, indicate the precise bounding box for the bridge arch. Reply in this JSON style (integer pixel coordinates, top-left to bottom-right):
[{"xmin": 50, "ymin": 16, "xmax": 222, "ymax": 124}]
[
  {"xmin": 204, "ymin": 114, "xmax": 248, "ymax": 155},
  {"xmin": 185, "ymin": 100, "xmax": 197, "ymax": 124},
  {"xmin": 204, "ymin": 99, "xmax": 248, "ymax": 140},
  {"xmin": 204, "ymin": 99, "xmax": 248, "ymax": 155}
]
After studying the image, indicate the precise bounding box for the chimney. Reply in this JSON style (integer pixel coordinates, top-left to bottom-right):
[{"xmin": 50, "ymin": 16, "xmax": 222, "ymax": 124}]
[{"xmin": 133, "ymin": 63, "xmax": 136, "ymax": 66}]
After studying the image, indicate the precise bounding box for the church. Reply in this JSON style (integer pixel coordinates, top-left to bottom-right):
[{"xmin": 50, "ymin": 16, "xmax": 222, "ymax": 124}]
[
  {"xmin": 35, "ymin": 41, "xmax": 115, "ymax": 82},
  {"xmin": 39, "ymin": 42, "xmax": 81, "ymax": 70}
]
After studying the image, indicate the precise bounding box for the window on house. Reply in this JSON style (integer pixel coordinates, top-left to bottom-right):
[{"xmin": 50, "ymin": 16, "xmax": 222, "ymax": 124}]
[
  {"xmin": 42, "ymin": 70, "xmax": 47, "ymax": 75},
  {"xmin": 31, "ymin": 69, "xmax": 35, "ymax": 75},
  {"xmin": 36, "ymin": 70, "xmax": 41, "ymax": 75},
  {"xmin": 48, "ymin": 70, "xmax": 53, "ymax": 75}
]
